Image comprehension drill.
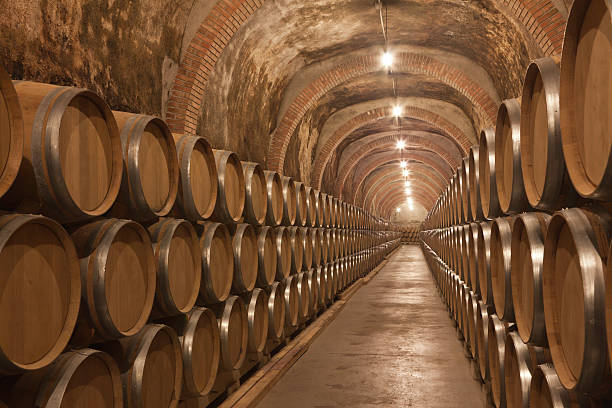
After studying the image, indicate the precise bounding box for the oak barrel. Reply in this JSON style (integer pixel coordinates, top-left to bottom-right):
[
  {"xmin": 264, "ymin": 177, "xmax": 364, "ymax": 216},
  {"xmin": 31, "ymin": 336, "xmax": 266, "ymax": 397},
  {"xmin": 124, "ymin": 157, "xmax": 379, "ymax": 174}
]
[
  {"xmin": 281, "ymin": 176, "xmax": 297, "ymax": 226},
  {"xmin": 476, "ymin": 300, "xmax": 493, "ymax": 381},
  {"xmin": 211, "ymin": 150, "xmax": 245, "ymax": 223},
  {"xmin": 173, "ymin": 135, "xmax": 218, "ymax": 221},
  {"xmin": 197, "ymin": 222, "xmax": 233, "ymax": 304},
  {"xmin": 461, "ymin": 157, "xmax": 473, "ymax": 222},
  {"xmin": 256, "ymin": 226, "xmax": 277, "ymax": 287},
  {"xmin": 71, "ymin": 218, "xmax": 155, "ymax": 341},
  {"xmin": 478, "ymin": 221, "xmax": 494, "ymax": 307},
  {"xmin": 242, "ymin": 288, "xmax": 269, "ymax": 353},
  {"xmin": 212, "ymin": 296, "xmax": 248, "ymax": 371},
  {"xmin": 9, "ymin": 81, "xmax": 122, "ymax": 222},
  {"xmin": 113, "ymin": 112, "xmax": 178, "ymax": 221},
  {"xmin": 528, "ymin": 363, "xmax": 588, "ymax": 408},
  {"xmin": 300, "ymin": 227, "xmax": 313, "ymax": 270},
  {"xmin": 283, "ymin": 275, "xmax": 300, "ymax": 329},
  {"xmin": 0, "ymin": 64, "xmax": 22, "ymax": 200},
  {"xmin": 308, "ymin": 268, "xmax": 320, "ymax": 316},
  {"xmin": 469, "ymin": 146, "xmax": 484, "ymax": 220},
  {"xmin": 288, "ymin": 226, "xmax": 304, "ymax": 274},
  {"xmin": 148, "ymin": 218, "xmax": 201, "ymax": 317},
  {"xmin": 480, "ymin": 128, "xmax": 502, "ymax": 218},
  {"xmin": 488, "ymin": 315, "xmax": 513, "ymax": 408},
  {"xmin": 304, "ymin": 186, "xmax": 317, "ymax": 227},
  {"xmin": 265, "ymin": 281, "xmax": 285, "ymax": 341},
  {"xmin": 490, "ymin": 217, "xmax": 515, "ymax": 321},
  {"xmin": 241, "ymin": 161, "xmax": 267, "ymax": 225},
  {"xmin": 231, "ymin": 223, "xmax": 258, "ymax": 294},
  {"xmin": 294, "ymin": 181, "xmax": 308, "ymax": 227},
  {"xmin": 296, "ymin": 272, "xmax": 311, "ymax": 322},
  {"xmin": 274, "ymin": 226, "xmax": 292, "ymax": 280},
  {"xmin": 263, "ymin": 170, "xmax": 283, "ymax": 226},
  {"xmin": 312, "ymin": 227, "xmax": 322, "ymax": 267}
]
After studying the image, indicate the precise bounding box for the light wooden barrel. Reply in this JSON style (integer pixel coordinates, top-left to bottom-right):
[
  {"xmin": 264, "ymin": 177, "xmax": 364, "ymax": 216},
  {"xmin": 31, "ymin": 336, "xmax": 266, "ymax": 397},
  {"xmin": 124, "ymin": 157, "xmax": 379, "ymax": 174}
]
[
  {"xmin": 321, "ymin": 193, "xmax": 330, "ymax": 227},
  {"xmin": 300, "ymin": 227, "xmax": 313, "ymax": 270},
  {"xmin": 461, "ymin": 158, "xmax": 473, "ymax": 221},
  {"xmin": 317, "ymin": 265, "xmax": 328, "ymax": 307},
  {"xmin": 211, "ymin": 150, "xmax": 245, "ymax": 224},
  {"xmin": 560, "ymin": 0, "xmax": 612, "ymax": 199},
  {"xmin": 0, "ymin": 215, "xmax": 79, "ymax": 374},
  {"xmin": 288, "ymin": 226, "xmax": 304, "ymax": 274},
  {"xmin": 242, "ymin": 162, "xmax": 267, "ymax": 225},
  {"xmin": 274, "ymin": 226, "xmax": 292, "ymax": 280},
  {"xmin": 265, "ymin": 282, "xmax": 285, "ymax": 341},
  {"xmin": 0, "ymin": 348, "xmax": 122, "ymax": 407},
  {"xmin": 197, "ymin": 222, "xmax": 233, "ymax": 304},
  {"xmin": 231, "ymin": 223, "xmax": 258, "ymax": 294},
  {"xmin": 325, "ymin": 264, "xmax": 335, "ymax": 303},
  {"xmin": 10, "ymin": 81, "xmax": 122, "ymax": 222},
  {"xmin": 324, "ymin": 229, "xmax": 333, "ymax": 262},
  {"xmin": 467, "ymin": 290, "xmax": 479, "ymax": 360},
  {"xmin": 521, "ymin": 57, "xmax": 577, "ymax": 211},
  {"xmin": 212, "ymin": 296, "xmax": 248, "ymax": 371},
  {"xmin": 468, "ymin": 223, "xmax": 480, "ymax": 290},
  {"xmin": 479, "ymin": 128, "xmax": 502, "ymax": 218},
  {"xmin": 478, "ymin": 221, "xmax": 494, "ymax": 307},
  {"xmin": 528, "ymin": 363, "xmax": 589, "ymax": 408},
  {"xmin": 104, "ymin": 324, "xmax": 182, "ymax": 408},
  {"xmin": 148, "ymin": 218, "xmax": 201, "ymax": 317},
  {"xmin": 71, "ymin": 218, "xmax": 155, "ymax": 341},
  {"xmin": 494, "ymin": 99, "xmax": 529, "ymax": 214},
  {"xmin": 304, "ymin": 186, "xmax": 317, "ymax": 227},
  {"xmin": 511, "ymin": 212, "xmax": 551, "ymax": 346},
  {"xmin": 488, "ymin": 315, "xmax": 513, "ymax": 408},
  {"xmin": 296, "ymin": 272, "xmax": 311, "ymax": 321},
  {"xmin": 476, "ymin": 300, "xmax": 493, "ymax": 381},
  {"xmin": 242, "ymin": 288, "xmax": 269, "ymax": 353},
  {"xmin": 173, "ymin": 135, "xmax": 218, "ymax": 221},
  {"xmin": 281, "ymin": 176, "xmax": 297, "ymax": 226},
  {"xmin": 294, "ymin": 181, "xmax": 308, "ymax": 227},
  {"xmin": 113, "ymin": 112, "xmax": 178, "ymax": 221},
  {"xmin": 454, "ymin": 167, "xmax": 465, "ymax": 224},
  {"xmin": 504, "ymin": 331, "xmax": 550, "ymax": 408},
  {"xmin": 330, "ymin": 196, "xmax": 338, "ymax": 227},
  {"xmin": 490, "ymin": 217, "xmax": 515, "ymax": 321},
  {"xmin": 312, "ymin": 227, "xmax": 322, "ymax": 267},
  {"xmin": 469, "ymin": 146, "xmax": 484, "ymax": 220},
  {"xmin": 543, "ymin": 207, "xmax": 612, "ymax": 394},
  {"xmin": 0, "ymin": 65, "xmax": 22, "ymax": 200},
  {"xmin": 256, "ymin": 226, "xmax": 277, "ymax": 287},
  {"xmin": 460, "ymin": 225, "xmax": 470, "ymax": 282},
  {"xmin": 263, "ymin": 170, "xmax": 283, "ymax": 226},
  {"xmin": 308, "ymin": 268, "xmax": 320, "ymax": 316},
  {"xmin": 314, "ymin": 189, "xmax": 323, "ymax": 227},
  {"xmin": 283, "ymin": 275, "xmax": 300, "ymax": 329},
  {"xmin": 163, "ymin": 307, "xmax": 220, "ymax": 398}
]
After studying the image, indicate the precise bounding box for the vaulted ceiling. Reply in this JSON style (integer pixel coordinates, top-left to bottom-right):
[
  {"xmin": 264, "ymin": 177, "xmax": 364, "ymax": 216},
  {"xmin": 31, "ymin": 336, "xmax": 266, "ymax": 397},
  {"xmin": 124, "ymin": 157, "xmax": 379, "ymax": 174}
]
[{"xmin": 1, "ymin": 0, "xmax": 571, "ymax": 220}]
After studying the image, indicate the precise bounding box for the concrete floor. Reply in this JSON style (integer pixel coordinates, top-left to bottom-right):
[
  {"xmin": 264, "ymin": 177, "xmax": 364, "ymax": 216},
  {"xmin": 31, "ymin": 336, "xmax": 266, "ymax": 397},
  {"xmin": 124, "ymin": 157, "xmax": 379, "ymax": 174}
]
[{"xmin": 259, "ymin": 245, "xmax": 485, "ymax": 407}]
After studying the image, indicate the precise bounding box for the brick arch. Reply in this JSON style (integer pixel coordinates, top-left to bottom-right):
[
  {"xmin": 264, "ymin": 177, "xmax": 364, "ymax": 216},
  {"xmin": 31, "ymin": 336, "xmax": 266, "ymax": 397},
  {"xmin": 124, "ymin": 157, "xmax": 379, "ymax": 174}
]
[
  {"xmin": 365, "ymin": 178, "xmax": 441, "ymax": 213},
  {"xmin": 268, "ymin": 52, "xmax": 498, "ymax": 172},
  {"xmin": 375, "ymin": 188, "xmax": 436, "ymax": 217},
  {"xmin": 351, "ymin": 151, "xmax": 454, "ymax": 205},
  {"xmin": 334, "ymin": 132, "xmax": 462, "ymax": 198},
  {"xmin": 360, "ymin": 166, "xmax": 448, "ymax": 201},
  {"xmin": 381, "ymin": 194, "xmax": 434, "ymax": 219},
  {"xmin": 362, "ymin": 171, "xmax": 445, "ymax": 211}
]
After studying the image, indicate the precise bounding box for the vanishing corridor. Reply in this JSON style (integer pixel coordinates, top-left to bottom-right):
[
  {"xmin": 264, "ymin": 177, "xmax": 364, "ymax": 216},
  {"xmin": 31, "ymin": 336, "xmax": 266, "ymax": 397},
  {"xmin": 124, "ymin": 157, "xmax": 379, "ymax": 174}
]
[{"xmin": 260, "ymin": 245, "xmax": 484, "ymax": 407}]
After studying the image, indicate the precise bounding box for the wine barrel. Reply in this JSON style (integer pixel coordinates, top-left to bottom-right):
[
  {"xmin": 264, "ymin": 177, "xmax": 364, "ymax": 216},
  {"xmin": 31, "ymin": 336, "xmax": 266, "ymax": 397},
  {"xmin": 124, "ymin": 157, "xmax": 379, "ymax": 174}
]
[
  {"xmin": 242, "ymin": 161, "xmax": 267, "ymax": 225},
  {"xmin": 148, "ymin": 218, "xmax": 201, "ymax": 317},
  {"xmin": 528, "ymin": 363, "xmax": 590, "ymax": 408},
  {"xmin": 0, "ymin": 65, "xmax": 22, "ymax": 200},
  {"xmin": 211, "ymin": 150, "xmax": 245, "ymax": 224},
  {"xmin": 325, "ymin": 263, "xmax": 335, "ymax": 302},
  {"xmin": 480, "ymin": 128, "xmax": 502, "ymax": 218},
  {"xmin": 321, "ymin": 193, "xmax": 330, "ymax": 227},
  {"xmin": 493, "ymin": 99, "xmax": 528, "ymax": 214},
  {"xmin": 511, "ymin": 212, "xmax": 551, "ymax": 346},
  {"xmin": 476, "ymin": 300, "xmax": 493, "ymax": 381},
  {"xmin": 242, "ymin": 288, "xmax": 269, "ymax": 353},
  {"xmin": 488, "ymin": 315, "xmax": 513, "ymax": 408},
  {"xmin": 460, "ymin": 225, "xmax": 470, "ymax": 282},
  {"xmin": 212, "ymin": 296, "xmax": 248, "ymax": 371},
  {"xmin": 467, "ymin": 290, "xmax": 479, "ymax": 360},
  {"xmin": 490, "ymin": 217, "xmax": 515, "ymax": 321},
  {"xmin": 469, "ymin": 146, "xmax": 484, "ymax": 220},
  {"xmin": 0, "ymin": 214, "xmax": 79, "ymax": 374},
  {"xmin": 113, "ymin": 112, "xmax": 178, "ymax": 221},
  {"xmin": 263, "ymin": 170, "xmax": 283, "ymax": 226},
  {"xmin": 197, "ymin": 222, "xmax": 233, "ymax": 304},
  {"xmin": 504, "ymin": 331, "xmax": 550, "ymax": 408},
  {"xmin": 461, "ymin": 157, "xmax": 473, "ymax": 222},
  {"xmin": 283, "ymin": 275, "xmax": 300, "ymax": 329},
  {"xmin": 162, "ymin": 307, "xmax": 220, "ymax": 398},
  {"xmin": 560, "ymin": 0, "xmax": 612, "ymax": 199},
  {"xmin": 294, "ymin": 181, "xmax": 308, "ymax": 227},
  {"xmin": 325, "ymin": 229, "xmax": 334, "ymax": 262},
  {"xmin": 256, "ymin": 226, "xmax": 277, "ymax": 287},
  {"xmin": 265, "ymin": 281, "xmax": 285, "ymax": 341},
  {"xmin": 312, "ymin": 227, "xmax": 322, "ymax": 267},
  {"xmin": 0, "ymin": 348, "xmax": 122, "ymax": 408},
  {"xmin": 9, "ymin": 81, "xmax": 122, "ymax": 222},
  {"xmin": 330, "ymin": 196, "xmax": 338, "ymax": 227},
  {"xmin": 478, "ymin": 221, "xmax": 494, "ymax": 307},
  {"xmin": 543, "ymin": 207, "xmax": 612, "ymax": 394},
  {"xmin": 274, "ymin": 226, "xmax": 292, "ymax": 280},
  {"xmin": 303, "ymin": 186, "xmax": 317, "ymax": 227},
  {"xmin": 281, "ymin": 176, "xmax": 297, "ymax": 226},
  {"xmin": 71, "ymin": 218, "xmax": 155, "ymax": 341},
  {"xmin": 314, "ymin": 189, "xmax": 323, "ymax": 227},
  {"xmin": 231, "ymin": 223, "xmax": 258, "ymax": 294},
  {"xmin": 296, "ymin": 272, "xmax": 311, "ymax": 322},
  {"xmin": 288, "ymin": 226, "xmax": 304, "ymax": 274},
  {"xmin": 173, "ymin": 135, "xmax": 218, "ymax": 221},
  {"xmin": 468, "ymin": 223, "xmax": 480, "ymax": 290},
  {"xmin": 454, "ymin": 167, "xmax": 465, "ymax": 224},
  {"xmin": 300, "ymin": 227, "xmax": 313, "ymax": 270},
  {"xmin": 103, "ymin": 324, "xmax": 182, "ymax": 408},
  {"xmin": 308, "ymin": 268, "xmax": 320, "ymax": 316},
  {"xmin": 521, "ymin": 57, "xmax": 577, "ymax": 211}
]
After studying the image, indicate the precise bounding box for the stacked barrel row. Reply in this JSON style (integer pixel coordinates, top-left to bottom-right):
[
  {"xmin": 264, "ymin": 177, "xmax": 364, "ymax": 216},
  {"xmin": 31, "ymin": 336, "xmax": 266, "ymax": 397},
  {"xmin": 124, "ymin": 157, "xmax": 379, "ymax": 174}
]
[
  {"xmin": 401, "ymin": 225, "xmax": 421, "ymax": 244},
  {"xmin": 0, "ymin": 62, "xmax": 401, "ymax": 408},
  {"xmin": 420, "ymin": 1, "xmax": 612, "ymax": 406}
]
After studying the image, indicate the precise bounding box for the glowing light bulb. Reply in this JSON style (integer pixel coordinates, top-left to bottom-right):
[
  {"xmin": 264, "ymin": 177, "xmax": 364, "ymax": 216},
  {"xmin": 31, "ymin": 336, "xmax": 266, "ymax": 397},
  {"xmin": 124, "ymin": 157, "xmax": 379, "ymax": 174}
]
[
  {"xmin": 396, "ymin": 139, "xmax": 405, "ymax": 150},
  {"xmin": 396, "ymin": 207, "xmax": 401, "ymax": 213},
  {"xmin": 382, "ymin": 51, "xmax": 393, "ymax": 68},
  {"xmin": 399, "ymin": 160, "xmax": 407, "ymax": 168},
  {"xmin": 392, "ymin": 105, "xmax": 402, "ymax": 117},
  {"xmin": 405, "ymin": 180, "xmax": 411, "ymax": 188},
  {"xmin": 402, "ymin": 169, "xmax": 409, "ymax": 177}
]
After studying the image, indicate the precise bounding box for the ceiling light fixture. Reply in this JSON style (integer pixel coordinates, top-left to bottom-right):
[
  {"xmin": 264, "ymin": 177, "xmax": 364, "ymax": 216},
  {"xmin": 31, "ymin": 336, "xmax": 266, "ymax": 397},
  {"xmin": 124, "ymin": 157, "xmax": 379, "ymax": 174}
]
[
  {"xmin": 396, "ymin": 139, "xmax": 405, "ymax": 150},
  {"xmin": 392, "ymin": 105, "xmax": 402, "ymax": 117},
  {"xmin": 399, "ymin": 160, "xmax": 407, "ymax": 168},
  {"xmin": 382, "ymin": 51, "xmax": 393, "ymax": 68},
  {"xmin": 396, "ymin": 207, "xmax": 401, "ymax": 213},
  {"xmin": 402, "ymin": 169, "xmax": 409, "ymax": 177}
]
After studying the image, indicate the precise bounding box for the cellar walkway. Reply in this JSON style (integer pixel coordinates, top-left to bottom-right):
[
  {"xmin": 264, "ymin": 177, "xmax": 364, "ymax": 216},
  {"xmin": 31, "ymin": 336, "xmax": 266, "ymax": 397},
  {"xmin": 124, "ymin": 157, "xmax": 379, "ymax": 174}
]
[{"xmin": 259, "ymin": 245, "xmax": 484, "ymax": 407}]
